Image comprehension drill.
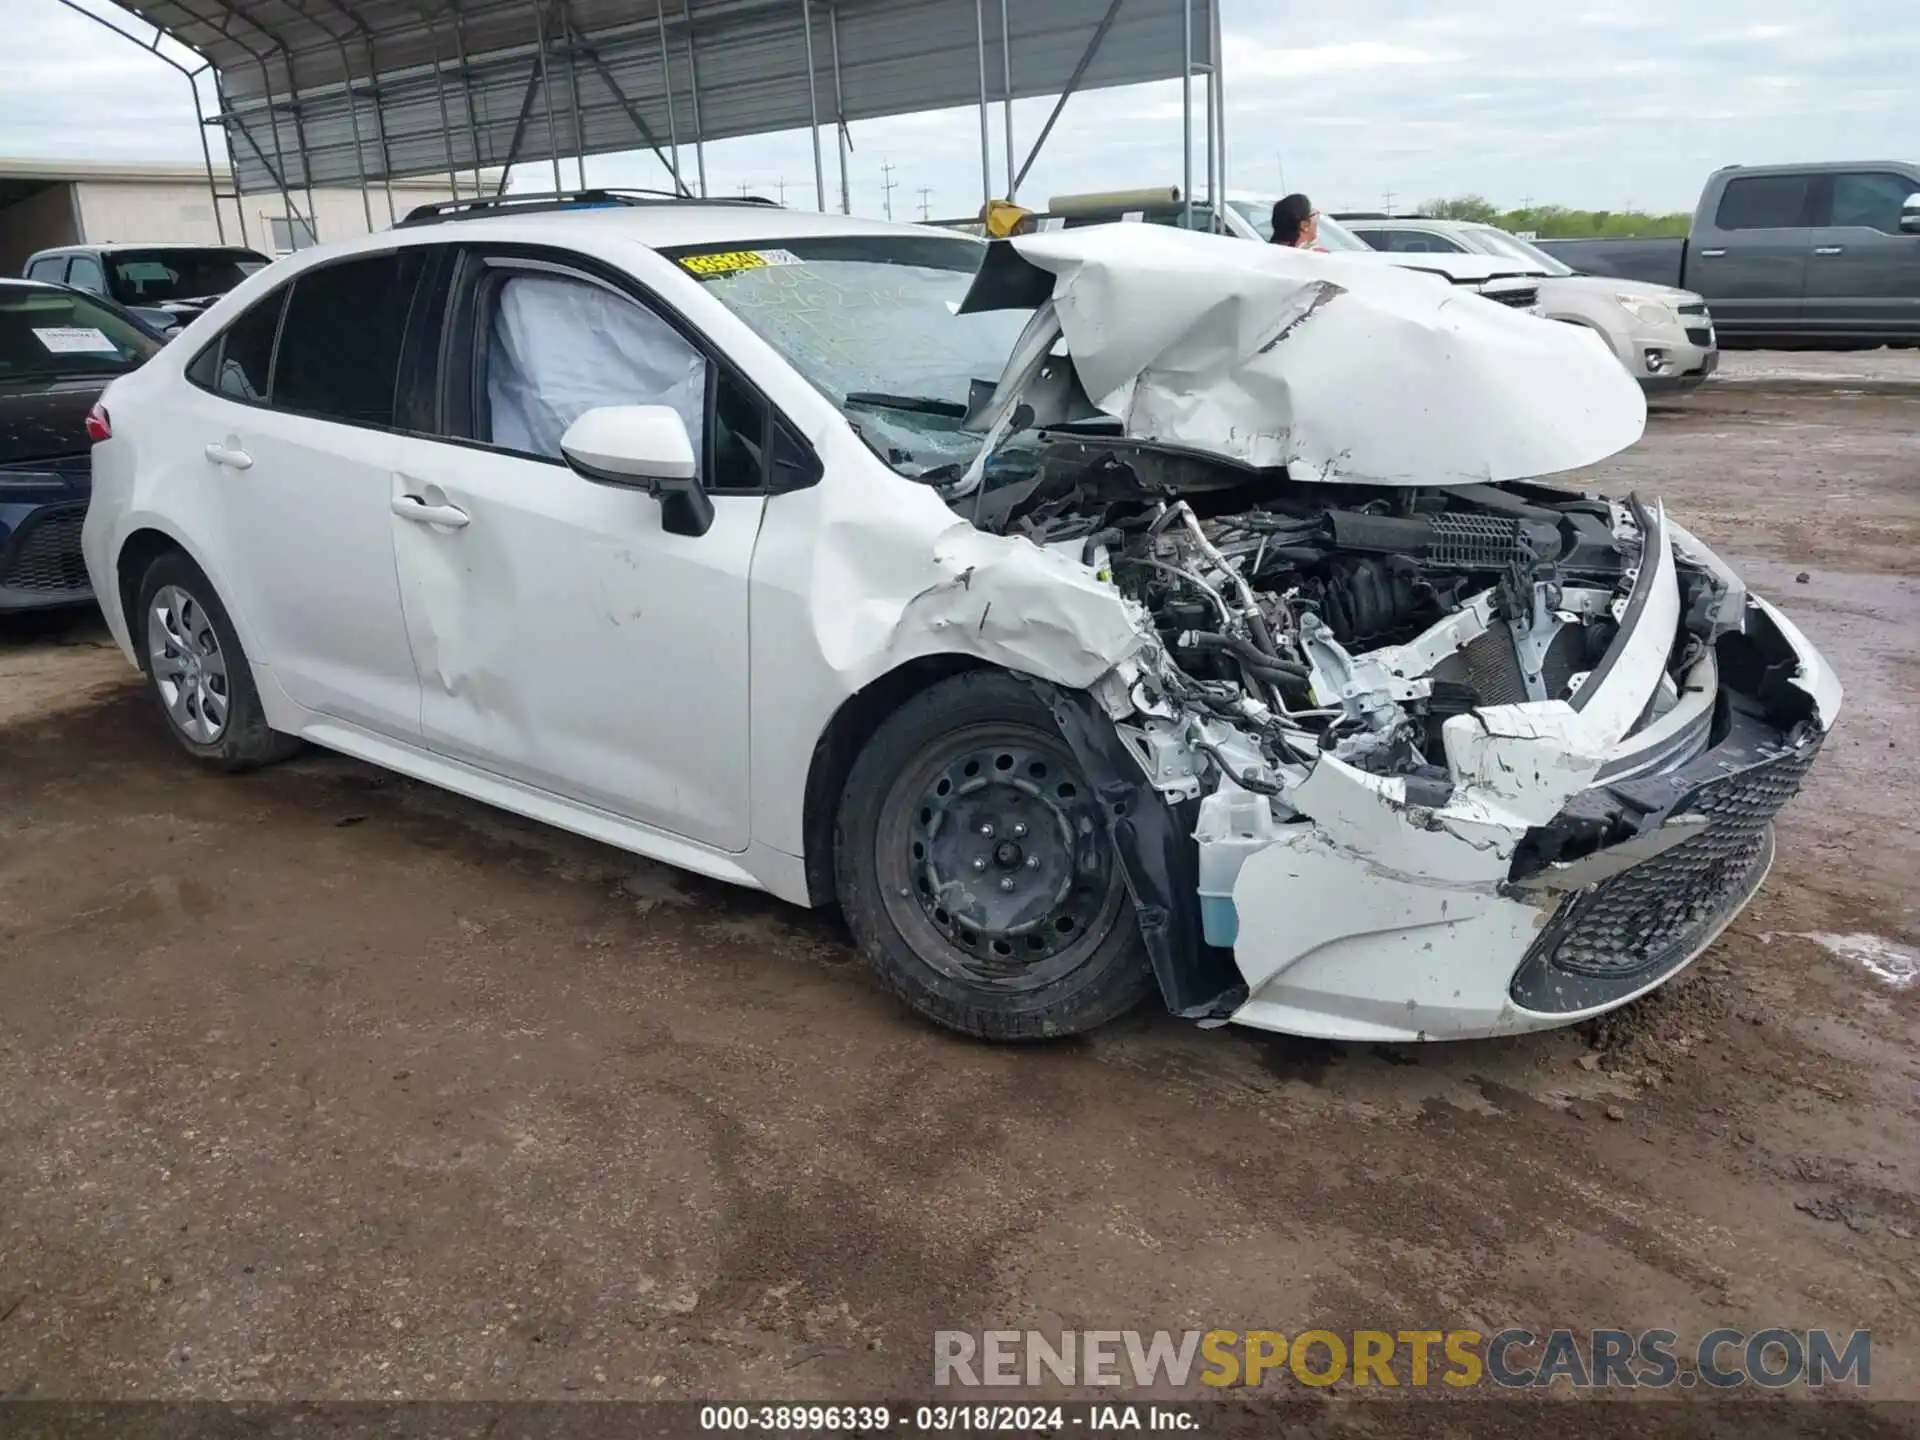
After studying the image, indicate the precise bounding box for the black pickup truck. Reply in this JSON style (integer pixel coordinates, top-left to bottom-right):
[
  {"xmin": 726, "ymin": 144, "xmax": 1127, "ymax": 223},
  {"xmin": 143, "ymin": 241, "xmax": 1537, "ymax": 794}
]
[{"xmin": 1536, "ymin": 161, "xmax": 1920, "ymax": 346}]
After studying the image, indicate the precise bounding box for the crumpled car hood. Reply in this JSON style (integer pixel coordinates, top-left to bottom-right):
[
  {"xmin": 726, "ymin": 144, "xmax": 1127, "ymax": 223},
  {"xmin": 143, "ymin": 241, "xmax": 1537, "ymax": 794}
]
[{"xmin": 961, "ymin": 224, "xmax": 1647, "ymax": 486}]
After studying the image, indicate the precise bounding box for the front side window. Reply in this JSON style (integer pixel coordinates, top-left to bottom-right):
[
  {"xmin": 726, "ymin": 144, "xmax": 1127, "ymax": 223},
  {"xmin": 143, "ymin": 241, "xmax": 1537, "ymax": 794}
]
[
  {"xmin": 664, "ymin": 235, "xmax": 1029, "ymax": 478},
  {"xmin": 0, "ymin": 284, "xmax": 162, "ymax": 381},
  {"xmin": 1826, "ymin": 172, "xmax": 1915, "ymax": 233},
  {"xmin": 65, "ymin": 255, "xmax": 105, "ymax": 293},
  {"xmin": 1716, "ymin": 175, "xmax": 1812, "ymax": 230},
  {"xmin": 108, "ymin": 249, "xmax": 267, "ymax": 306},
  {"xmin": 273, "ymin": 252, "xmax": 422, "ymax": 427},
  {"xmin": 485, "ymin": 273, "xmax": 709, "ymax": 470}
]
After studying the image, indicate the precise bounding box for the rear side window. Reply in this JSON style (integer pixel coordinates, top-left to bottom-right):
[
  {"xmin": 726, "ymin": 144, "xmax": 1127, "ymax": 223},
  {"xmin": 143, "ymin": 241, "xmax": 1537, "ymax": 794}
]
[
  {"xmin": 26, "ymin": 257, "xmax": 67, "ymax": 283},
  {"xmin": 1715, "ymin": 175, "xmax": 1812, "ymax": 230},
  {"xmin": 272, "ymin": 252, "xmax": 424, "ymax": 428},
  {"xmin": 1826, "ymin": 172, "xmax": 1915, "ymax": 233},
  {"xmin": 189, "ymin": 290, "xmax": 284, "ymax": 402}
]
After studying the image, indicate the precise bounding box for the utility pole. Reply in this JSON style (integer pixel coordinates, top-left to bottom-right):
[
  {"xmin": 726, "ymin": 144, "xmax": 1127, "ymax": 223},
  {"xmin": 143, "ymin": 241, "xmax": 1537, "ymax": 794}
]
[
  {"xmin": 917, "ymin": 186, "xmax": 933, "ymax": 221},
  {"xmin": 737, "ymin": 181, "xmax": 753, "ymax": 198},
  {"xmin": 881, "ymin": 159, "xmax": 898, "ymax": 221},
  {"xmin": 1383, "ymin": 189, "xmax": 1396, "ymax": 216},
  {"xmin": 775, "ymin": 177, "xmax": 788, "ymax": 205}
]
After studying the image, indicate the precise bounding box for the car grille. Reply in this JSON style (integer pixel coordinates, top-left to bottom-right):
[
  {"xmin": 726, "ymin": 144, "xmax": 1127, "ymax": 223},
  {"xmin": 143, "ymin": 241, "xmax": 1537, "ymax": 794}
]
[
  {"xmin": 1512, "ymin": 734, "xmax": 1822, "ymax": 998},
  {"xmin": 1677, "ymin": 302, "xmax": 1714, "ymax": 348},
  {"xmin": 1485, "ymin": 286, "xmax": 1539, "ymax": 309},
  {"xmin": 1, "ymin": 504, "xmax": 91, "ymax": 594}
]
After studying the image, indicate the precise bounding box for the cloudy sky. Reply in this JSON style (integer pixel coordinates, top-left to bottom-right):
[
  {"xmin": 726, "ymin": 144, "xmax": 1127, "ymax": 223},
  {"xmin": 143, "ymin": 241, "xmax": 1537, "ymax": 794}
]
[{"xmin": 3, "ymin": 0, "xmax": 1913, "ymax": 219}]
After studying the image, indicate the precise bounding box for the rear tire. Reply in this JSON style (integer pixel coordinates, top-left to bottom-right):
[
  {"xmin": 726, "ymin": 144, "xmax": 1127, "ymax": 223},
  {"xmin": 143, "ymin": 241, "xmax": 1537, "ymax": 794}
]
[
  {"xmin": 835, "ymin": 670, "xmax": 1153, "ymax": 1041},
  {"xmin": 135, "ymin": 550, "xmax": 299, "ymax": 772}
]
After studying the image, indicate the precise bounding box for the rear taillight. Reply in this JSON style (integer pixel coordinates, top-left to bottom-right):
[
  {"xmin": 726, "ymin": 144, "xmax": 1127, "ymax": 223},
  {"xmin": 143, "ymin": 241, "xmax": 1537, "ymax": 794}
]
[{"xmin": 85, "ymin": 403, "xmax": 111, "ymax": 443}]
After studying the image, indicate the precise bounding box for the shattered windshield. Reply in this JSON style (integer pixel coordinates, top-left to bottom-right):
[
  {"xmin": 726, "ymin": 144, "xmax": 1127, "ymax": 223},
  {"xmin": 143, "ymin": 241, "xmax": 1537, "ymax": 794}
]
[{"xmin": 663, "ymin": 234, "xmax": 1033, "ymax": 479}]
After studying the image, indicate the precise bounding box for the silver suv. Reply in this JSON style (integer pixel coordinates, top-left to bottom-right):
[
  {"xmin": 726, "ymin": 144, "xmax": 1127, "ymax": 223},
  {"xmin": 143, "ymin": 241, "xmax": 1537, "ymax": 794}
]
[{"xmin": 1349, "ymin": 219, "xmax": 1718, "ymax": 394}]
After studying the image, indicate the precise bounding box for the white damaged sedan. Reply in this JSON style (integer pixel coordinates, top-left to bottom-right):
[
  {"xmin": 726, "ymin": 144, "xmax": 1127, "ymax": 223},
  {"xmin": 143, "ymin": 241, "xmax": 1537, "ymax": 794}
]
[{"xmin": 81, "ymin": 202, "xmax": 1839, "ymax": 1043}]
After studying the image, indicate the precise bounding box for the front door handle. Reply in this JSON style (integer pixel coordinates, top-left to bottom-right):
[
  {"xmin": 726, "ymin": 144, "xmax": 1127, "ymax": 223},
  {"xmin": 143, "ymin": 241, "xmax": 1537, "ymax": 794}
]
[
  {"xmin": 203, "ymin": 441, "xmax": 253, "ymax": 470},
  {"xmin": 1696, "ymin": 248, "xmax": 1727, "ymax": 258},
  {"xmin": 1812, "ymin": 246, "xmax": 1844, "ymax": 256},
  {"xmin": 391, "ymin": 494, "xmax": 471, "ymax": 529}
]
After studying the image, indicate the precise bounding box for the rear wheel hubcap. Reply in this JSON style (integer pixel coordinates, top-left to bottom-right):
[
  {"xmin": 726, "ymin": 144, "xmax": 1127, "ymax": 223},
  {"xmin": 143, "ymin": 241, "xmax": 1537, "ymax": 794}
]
[{"xmin": 148, "ymin": 584, "xmax": 229, "ymax": 744}]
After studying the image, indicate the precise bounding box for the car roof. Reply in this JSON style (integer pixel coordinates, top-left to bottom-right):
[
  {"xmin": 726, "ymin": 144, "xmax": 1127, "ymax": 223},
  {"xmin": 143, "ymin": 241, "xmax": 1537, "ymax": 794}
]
[
  {"xmin": 310, "ymin": 203, "xmax": 958, "ymax": 262},
  {"xmin": 29, "ymin": 242, "xmax": 268, "ymax": 256},
  {"xmin": 1713, "ymin": 160, "xmax": 1916, "ymax": 177}
]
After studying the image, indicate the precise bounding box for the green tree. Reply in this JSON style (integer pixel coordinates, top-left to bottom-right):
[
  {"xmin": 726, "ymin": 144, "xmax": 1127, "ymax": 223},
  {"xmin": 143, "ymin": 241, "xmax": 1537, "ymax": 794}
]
[
  {"xmin": 1421, "ymin": 195, "xmax": 1500, "ymax": 223},
  {"xmin": 1421, "ymin": 196, "xmax": 1690, "ymax": 238}
]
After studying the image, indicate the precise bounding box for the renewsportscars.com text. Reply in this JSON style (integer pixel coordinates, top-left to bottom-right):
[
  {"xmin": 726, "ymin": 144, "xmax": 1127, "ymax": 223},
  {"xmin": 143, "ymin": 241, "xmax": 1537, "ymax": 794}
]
[{"xmin": 934, "ymin": 1327, "xmax": 1871, "ymax": 1390}]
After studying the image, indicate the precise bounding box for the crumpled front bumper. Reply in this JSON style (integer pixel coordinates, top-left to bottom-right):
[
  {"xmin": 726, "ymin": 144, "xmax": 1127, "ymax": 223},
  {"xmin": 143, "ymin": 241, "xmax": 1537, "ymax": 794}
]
[{"xmin": 1195, "ymin": 514, "xmax": 1839, "ymax": 1043}]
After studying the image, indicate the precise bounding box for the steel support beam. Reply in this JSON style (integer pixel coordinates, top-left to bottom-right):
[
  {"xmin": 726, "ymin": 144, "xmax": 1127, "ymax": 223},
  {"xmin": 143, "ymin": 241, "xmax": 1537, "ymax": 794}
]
[
  {"xmin": 1180, "ymin": 0, "xmax": 1192, "ymax": 210},
  {"xmin": 999, "ymin": 0, "xmax": 1014, "ymax": 200},
  {"xmin": 682, "ymin": 0, "xmax": 708, "ymax": 197},
  {"xmin": 532, "ymin": 0, "xmax": 565, "ymax": 192},
  {"xmin": 1012, "ymin": 0, "xmax": 1123, "ymax": 195},
  {"xmin": 801, "ymin": 0, "xmax": 826, "ymax": 211},
  {"xmin": 655, "ymin": 0, "xmax": 682, "ymax": 190},
  {"xmin": 496, "ymin": 55, "xmax": 546, "ymax": 195},
  {"xmin": 974, "ymin": 0, "xmax": 991, "ymax": 207},
  {"xmin": 450, "ymin": 2, "xmax": 488, "ymax": 197},
  {"xmin": 1211, "ymin": 0, "xmax": 1228, "ymax": 216},
  {"xmin": 828, "ymin": 4, "xmax": 851, "ymax": 214},
  {"xmin": 567, "ymin": 24, "xmax": 691, "ymax": 194}
]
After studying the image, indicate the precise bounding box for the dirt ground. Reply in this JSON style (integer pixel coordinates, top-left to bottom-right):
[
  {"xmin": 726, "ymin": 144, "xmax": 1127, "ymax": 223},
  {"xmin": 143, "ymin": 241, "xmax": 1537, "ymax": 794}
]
[{"xmin": 2, "ymin": 375, "xmax": 1918, "ymax": 1418}]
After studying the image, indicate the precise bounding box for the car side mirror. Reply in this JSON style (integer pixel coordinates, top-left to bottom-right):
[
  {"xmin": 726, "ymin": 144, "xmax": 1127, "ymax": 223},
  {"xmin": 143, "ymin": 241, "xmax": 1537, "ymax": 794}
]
[
  {"xmin": 560, "ymin": 404, "xmax": 713, "ymax": 538},
  {"xmin": 1901, "ymin": 193, "xmax": 1920, "ymax": 234}
]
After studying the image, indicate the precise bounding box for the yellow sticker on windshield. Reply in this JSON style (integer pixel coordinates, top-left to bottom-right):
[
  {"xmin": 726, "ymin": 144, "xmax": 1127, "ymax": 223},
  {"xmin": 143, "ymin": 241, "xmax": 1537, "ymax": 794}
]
[{"xmin": 676, "ymin": 248, "xmax": 801, "ymax": 278}]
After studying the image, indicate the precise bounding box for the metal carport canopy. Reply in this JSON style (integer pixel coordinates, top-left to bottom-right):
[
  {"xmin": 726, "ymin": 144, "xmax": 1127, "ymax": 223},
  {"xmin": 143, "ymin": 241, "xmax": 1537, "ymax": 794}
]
[{"xmin": 112, "ymin": 0, "xmax": 1217, "ymax": 205}]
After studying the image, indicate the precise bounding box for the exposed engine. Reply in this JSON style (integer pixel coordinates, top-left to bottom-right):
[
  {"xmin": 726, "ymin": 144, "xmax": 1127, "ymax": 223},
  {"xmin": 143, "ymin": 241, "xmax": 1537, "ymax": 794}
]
[{"xmin": 961, "ymin": 435, "xmax": 1709, "ymax": 795}]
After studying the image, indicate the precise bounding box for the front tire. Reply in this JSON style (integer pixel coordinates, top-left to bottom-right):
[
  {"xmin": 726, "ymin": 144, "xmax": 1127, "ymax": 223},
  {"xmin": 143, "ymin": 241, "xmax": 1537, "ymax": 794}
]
[
  {"xmin": 835, "ymin": 670, "xmax": 1153, "ymax": 1041},
  {"xmin": 135, "ymin": 551, "xmax": 298, "ymax": 771}
]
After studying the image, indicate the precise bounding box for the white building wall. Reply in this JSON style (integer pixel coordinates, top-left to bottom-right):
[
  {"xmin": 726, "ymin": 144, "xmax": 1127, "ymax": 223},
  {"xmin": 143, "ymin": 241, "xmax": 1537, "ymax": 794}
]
[{"xmin": 71, "ymin": 177, "xmax": 478, "ymax": 254}]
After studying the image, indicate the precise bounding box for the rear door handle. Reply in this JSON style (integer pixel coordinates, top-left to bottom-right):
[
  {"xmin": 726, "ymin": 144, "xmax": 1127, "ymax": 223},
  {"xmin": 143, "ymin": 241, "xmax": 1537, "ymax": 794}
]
[
  {"xmin": 203, "ymin": 442, "xmax": 253, "ymax": 470},
  {"xmin": 1696, "ymin": 248, "xmax": 1727, "ymax": 258},
  {"xmin": 391, "ymin": 494, "xmax": 470, "ymax": 529},
  {"xmin": 1812, "ymin": 246, "xmax": 1844, "ymax": 256}
]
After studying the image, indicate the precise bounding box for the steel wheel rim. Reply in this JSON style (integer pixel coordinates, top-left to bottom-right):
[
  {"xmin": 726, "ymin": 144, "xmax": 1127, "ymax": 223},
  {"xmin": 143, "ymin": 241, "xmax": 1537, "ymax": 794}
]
[
  {"xmin": 148, "ymin": 583, "xmax": 230, "ymax": 744},
  {"xmin": 877, "ymin": 723, "xmax": 1125, "ymax": 993}
]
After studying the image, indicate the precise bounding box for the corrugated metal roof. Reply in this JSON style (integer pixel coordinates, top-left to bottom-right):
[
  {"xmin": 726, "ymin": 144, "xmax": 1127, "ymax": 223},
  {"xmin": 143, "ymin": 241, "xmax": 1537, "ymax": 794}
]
[{"xmin": 111, "ymin": 0, "xmax": 1214, "ymax": 197}]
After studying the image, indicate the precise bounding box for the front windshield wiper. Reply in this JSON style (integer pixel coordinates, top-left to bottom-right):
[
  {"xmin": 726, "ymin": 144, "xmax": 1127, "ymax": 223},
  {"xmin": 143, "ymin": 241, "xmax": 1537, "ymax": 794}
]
[{"xmin": 843, "ymin": 391, "xmax": 969, "ymax": 419}]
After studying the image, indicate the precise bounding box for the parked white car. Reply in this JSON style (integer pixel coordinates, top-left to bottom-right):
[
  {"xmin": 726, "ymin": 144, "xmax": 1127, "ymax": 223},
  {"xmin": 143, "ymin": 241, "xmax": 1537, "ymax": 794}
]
[
  {"xmin": 1215, "ymin": 199, "xmax": 1551, "ymax": 312},
  {"xmin": 82, "ymin": 199, "xmax": 1837, "ymax": 1045},
  {"xmin": 1344, "ymin": 218, "xmax": 1719, "ymax": 392}
]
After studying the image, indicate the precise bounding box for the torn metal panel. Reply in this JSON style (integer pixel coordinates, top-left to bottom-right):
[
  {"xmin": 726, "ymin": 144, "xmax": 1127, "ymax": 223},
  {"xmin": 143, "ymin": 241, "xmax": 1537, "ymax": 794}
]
[
  {"xmin": 889, "ymin": 524, "xmax": 1151, "ymax": 687},
  {"xmin": 967, "ymin": 224, "xmax": 1647, "ymax": 484}
]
